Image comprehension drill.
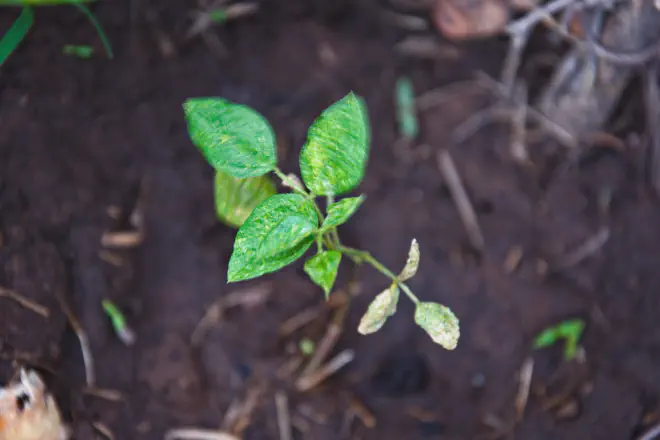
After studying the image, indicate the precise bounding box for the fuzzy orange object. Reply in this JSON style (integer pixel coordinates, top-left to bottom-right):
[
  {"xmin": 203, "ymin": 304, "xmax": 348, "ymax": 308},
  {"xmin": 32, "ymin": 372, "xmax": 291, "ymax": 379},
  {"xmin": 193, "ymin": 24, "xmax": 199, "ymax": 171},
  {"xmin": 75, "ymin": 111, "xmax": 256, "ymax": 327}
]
[{"xmin": 0, "ymin": 370, "xmax": 69, "ymax": 440}]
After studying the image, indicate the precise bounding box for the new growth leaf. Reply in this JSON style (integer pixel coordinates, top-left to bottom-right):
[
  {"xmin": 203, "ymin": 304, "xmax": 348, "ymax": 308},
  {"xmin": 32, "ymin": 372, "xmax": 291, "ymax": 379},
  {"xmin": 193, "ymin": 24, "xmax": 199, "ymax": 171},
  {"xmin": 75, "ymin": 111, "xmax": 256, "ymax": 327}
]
[{"xmin": 304, "ymin": 250, "xmax": 341, "ymax": 298}]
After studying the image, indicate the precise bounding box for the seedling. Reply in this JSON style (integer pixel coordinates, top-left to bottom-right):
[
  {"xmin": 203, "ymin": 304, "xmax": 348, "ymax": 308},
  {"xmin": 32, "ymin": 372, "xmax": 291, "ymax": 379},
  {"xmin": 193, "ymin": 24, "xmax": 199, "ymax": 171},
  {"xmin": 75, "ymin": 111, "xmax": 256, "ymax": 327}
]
[
  {"xmin": 533, "ymin": 318, "xmax": 585, "ymax": 361},
  {"xmin": 102, "ymin": 299, "xmax": 136, "ymax": 346},
  {"xmin": 182, "ymin": 92, "xmax": 460, "ymax": 349},
  {"xmin": 395, "ymin": 76, "xmax": 419, "ymax": 140},
  {"xmin": 299, "ymin": 338, "xmax": 315, "ymax": 357},
  {"xmin": 62, "ymin": 44, "xmax": 93, "ymax": 58},
  {"xmin": 0, "ymin": 0, "xmax": 113, "ymax": 67}
]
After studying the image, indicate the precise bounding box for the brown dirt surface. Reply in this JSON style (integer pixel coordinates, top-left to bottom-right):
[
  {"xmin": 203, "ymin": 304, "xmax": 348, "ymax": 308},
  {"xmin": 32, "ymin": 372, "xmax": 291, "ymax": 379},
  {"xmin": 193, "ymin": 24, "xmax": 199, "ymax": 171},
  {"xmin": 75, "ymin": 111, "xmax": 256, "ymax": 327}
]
[{"xmin": 1, "ymin": 1, "xmax": 659, "ymax": 439}]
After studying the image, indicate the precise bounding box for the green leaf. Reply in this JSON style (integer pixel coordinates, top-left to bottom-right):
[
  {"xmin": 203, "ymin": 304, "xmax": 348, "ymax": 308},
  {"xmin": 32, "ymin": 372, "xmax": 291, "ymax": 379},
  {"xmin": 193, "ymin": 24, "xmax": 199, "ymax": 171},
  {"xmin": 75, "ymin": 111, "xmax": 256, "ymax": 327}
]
[
  {"xmin": 228, "ymin": 194, "xmax": 317, "ymax": 282},
  {"xmin": 183, "ymin": 98, "xmax": 277, "ymax": 178},
  {"xmin": 533, "ymin": 327, "xmax": 560, "ymax": 349},
  {"xmin": 0, "ymin": 7, "xmax": 33, "ymax": 67},
  {"xmin": 397, "ymin": 238, "xmax": 420, "ymax": 282},
  {"xmin": 299, "ymin": 338, "xmax": 315, "ymax": 356},
  {"xmin": 533, "ymin": 319, "xmax": 585, "ymax": 360},
  {"xmin": 63, "ymin": 44, "xmax": 94, "ymax": 59},
  {"xmin": 0, "ymin": 1, "xmax": 95, "ymax": 4},
  {"xmin": 299, "ymin": 92, "xmax": 370, "ymax": 196},
  {"xmin": 357, "ymin": 284, "xmax": 400, "ymax": 335},
  {"xmin": 322, "ymin": 195, "xmax": 365, "ymax": 230},
  {"xmin": 72, "ymin": 2, "xmax": 114, "ymax": 59},
  {"xmin": 214, "ymin": 169, "xmax": 277, "ymax": 228},
  {"xmin": 395, "ymin": 77, "xmax": 418, "ymax": 140},
  {"xmin": 414, "ymin": 302, "xmax": 460, "ymax": 350},
  {"xmin": 304, "ymin": 250, "xmax": 341, "ymax": 298}
]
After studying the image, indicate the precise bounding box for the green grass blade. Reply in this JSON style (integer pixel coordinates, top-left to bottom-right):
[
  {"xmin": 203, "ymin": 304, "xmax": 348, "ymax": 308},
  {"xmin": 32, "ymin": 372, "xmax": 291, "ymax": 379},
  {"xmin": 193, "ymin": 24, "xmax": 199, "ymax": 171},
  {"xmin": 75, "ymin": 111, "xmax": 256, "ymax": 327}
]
[
  {"xmin": 0, "ymin": 6, "xmax": 34, "ymax": 66},
  {"xmin": 0, "ymin": 1, "xmax": 95, "ymax": 4},
  {"xmin": 73, "ymin": 2, "xmax": 113, "ymax": 59}
]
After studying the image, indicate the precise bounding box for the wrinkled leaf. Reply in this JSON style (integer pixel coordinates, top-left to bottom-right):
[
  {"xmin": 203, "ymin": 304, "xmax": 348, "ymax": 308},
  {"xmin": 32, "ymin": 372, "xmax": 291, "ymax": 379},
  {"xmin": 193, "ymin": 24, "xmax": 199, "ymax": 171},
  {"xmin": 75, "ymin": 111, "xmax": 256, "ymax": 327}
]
[
  {"xmin": 357, "ymin": 284, "xmax": 400, "ymax": 335},
  {"xmin": 214, "ymin": 169, "xmax": 277, "ymax": 228},
  {"xmin": 299, "ymin": 92, "xmax": 370, "ymax": 196},
  {"xmin": 322, "ymin": 195, "xmax": 365, "ymax": 230},
  {"xmin": 414, "ymin": 302, "xmax": 460, "ymax": 350},
  {"xmin": 183, "ymin": 98, "xmax": 277, "ymax": 178},
  {"xmin": 228, "ymin": 194, "xmax": 318, "ymax": 282},
  {"xmin": 397, "ymin": 238, "xmax": 420, "ymax": 282},
  {"xmin": 0, "ymin": 7, "xmax": 33, "ymax": 67},
  {"xmin": 304, "ymin": 250, "xmax": 341, "ymax": 298}
]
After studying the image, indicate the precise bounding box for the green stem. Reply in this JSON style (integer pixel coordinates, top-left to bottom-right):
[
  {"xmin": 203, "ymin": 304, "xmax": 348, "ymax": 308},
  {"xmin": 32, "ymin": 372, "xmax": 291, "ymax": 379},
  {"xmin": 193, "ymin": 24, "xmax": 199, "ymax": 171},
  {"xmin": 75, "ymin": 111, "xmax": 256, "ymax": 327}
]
[
  {"xmin": 338, "ymin": 245, "xmax": 420, "ymax": 304},
  {"xmin": 273, "ymin": 168, "xmax": 307, "ymax": 196},
  {"xmin": 273, "ymin": 168, "xmax": 326, "ymax": 225}
]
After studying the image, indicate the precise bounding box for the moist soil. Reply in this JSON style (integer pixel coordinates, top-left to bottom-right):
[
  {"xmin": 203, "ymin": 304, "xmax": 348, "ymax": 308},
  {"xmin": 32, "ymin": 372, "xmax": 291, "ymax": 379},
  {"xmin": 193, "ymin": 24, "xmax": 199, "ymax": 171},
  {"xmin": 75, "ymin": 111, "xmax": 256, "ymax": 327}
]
[{"xmin": 1, "ymin": 2, "xmax": 660, "ymax": 439}]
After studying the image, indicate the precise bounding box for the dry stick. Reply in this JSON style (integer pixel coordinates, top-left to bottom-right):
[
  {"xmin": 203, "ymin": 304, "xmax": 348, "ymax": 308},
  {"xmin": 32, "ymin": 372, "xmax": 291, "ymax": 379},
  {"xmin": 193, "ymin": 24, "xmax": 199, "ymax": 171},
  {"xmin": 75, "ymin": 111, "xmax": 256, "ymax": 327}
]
[
  {"xmin": 296, "ymin": 349, "xmax": 355, "ymax": 392},
  {"xmin": 537, "ymin": 0, "xmax": 660, "ymax": 143},
  {"xmin": 101, "ymin": 230, "xmax": 143, "ymax": 248},
  {"xmin": 415, "ymin": 80, "xmax": 486, "ymax": 111},
  {"xmin": 437, "ymin": 150, "xmax": 485, "ymax": 253},
  {"xmin": 637, "ymin": 421, "xmax": 660, "ymax": 440},
  {"xmin": 92, "ymin": 421, "xmax": 115, "ymax": 440},
  {"xmin": 553, "ymin": 227, "xmax": 610, "ymax": 270},
  {"xmin": 473, "ymin": 72, "xmax": 577, "ymax": 147},
  {"xmin": 0, "ymin": 287, "xmax": 50, "ymax": 317},
  {"xmin": 644, "ymin": 61, "xmax": 660, "ymax": 195},
  {"xmin": 511, "ymin": 81, "xmax": 530, "ymax": 163},
  {"xmin": 514, "ymin": 357, "xmax": 534, "ymax": 421},
  {"xmin": 299, "ymin": 304, "xmax": 347, "ymax": 378},
  {"xmin": 165, "ymin": 429, "xmax": 240, "ymax": 440},
  {"xmin": 501, "ymin": 0, "xmax": 575, "ymax": 93},
  {"xmin": 452, "ymin": 106, "xmax": 514, "ymax": 146},
  {"xmin": 54, "ymin": 287, "xmax": 95, "ymax": 387},
  {"xmin": 275, "ymin": 392, "xmax": 293, "ymax": 440}
]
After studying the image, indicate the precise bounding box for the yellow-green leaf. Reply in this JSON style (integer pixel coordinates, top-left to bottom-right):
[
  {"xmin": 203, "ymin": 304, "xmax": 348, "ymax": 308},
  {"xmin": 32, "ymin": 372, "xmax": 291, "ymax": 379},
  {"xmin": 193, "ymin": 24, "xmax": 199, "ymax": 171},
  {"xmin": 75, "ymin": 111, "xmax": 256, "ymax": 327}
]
[
  {"xmin": 357, "ymin": 284, "xmax": 400, "ymax": 335},
  {"xmin": 414, "ymin": 302, "xmax": 460, "ymax": 350},
  {"xmin": 322, "ymin": 195, "xmax": 365, "ymax": 230},
  {"xmin": 214, "ymin": 170, "xmax": 276, "ymax": 228},
  {"xmin": 397, "ymin": 238, "xmax": 420, "ymax": 282},
  {"xmin": 299, "ymin": 92, "xmax": 370, "ymax": 196},
  {"xmin": 304, "ymin": 250, "xmax": 341, "ymax": 298},
  {"xmin": 183, "ymin": 98, "xmax": 277, "ymax": 178}
]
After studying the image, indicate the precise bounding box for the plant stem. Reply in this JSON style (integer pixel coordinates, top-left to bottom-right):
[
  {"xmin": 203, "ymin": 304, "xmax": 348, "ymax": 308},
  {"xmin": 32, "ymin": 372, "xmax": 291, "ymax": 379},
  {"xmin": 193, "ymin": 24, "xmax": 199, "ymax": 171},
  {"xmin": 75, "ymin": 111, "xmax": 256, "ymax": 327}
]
[
  {"xmin": 273, "ymin": 168, "xmax": 326, "ymax": 225},
  {"xmin": 273, "ymin": 168, "xmax": 308, "ymax": 196},
  {"xmin": 338, "ymin": 245, "xmax": 420, "ymax": 304}
]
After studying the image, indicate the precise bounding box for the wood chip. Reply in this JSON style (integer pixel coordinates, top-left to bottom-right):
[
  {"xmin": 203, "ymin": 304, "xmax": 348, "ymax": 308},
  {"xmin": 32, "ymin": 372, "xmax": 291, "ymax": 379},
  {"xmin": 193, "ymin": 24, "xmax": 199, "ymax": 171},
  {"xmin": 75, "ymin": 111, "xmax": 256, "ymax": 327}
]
[{"xmin": 101, "ymin": 230, "xmax": 143, "ymax": 248}]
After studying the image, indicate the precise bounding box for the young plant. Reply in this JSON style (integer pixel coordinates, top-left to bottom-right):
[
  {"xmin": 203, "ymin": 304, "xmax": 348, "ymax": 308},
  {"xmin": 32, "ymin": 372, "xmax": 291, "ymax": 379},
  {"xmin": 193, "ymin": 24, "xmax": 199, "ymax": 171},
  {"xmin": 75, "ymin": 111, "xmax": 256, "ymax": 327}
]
[
  {"xmin": 182, "ymin": 92, "xmax": 460, "ymax": 350},
  {"xmin": 0, "ymin": 0, "xmax": 113, "ymax": 67},
  {"xmin": 533, "ymin": 318, "xmax": 585, "ymax": 361}
]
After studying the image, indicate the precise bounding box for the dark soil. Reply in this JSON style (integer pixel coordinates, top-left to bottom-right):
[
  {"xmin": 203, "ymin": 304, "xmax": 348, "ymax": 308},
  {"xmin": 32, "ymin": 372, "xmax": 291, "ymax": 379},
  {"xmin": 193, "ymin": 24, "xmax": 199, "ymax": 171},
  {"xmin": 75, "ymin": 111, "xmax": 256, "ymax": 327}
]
[{"xmin": 2, "ymin": 2, "xmax": 660, "ymax": 439}]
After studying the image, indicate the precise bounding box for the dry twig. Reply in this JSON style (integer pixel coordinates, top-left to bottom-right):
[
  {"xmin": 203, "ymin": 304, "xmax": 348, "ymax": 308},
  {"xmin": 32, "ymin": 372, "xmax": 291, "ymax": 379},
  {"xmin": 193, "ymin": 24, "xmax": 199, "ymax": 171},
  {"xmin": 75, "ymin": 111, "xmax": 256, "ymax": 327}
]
[
  {"xmin": 437, "ymin": 150, "xmax": 485, "ymax": 252},
  {"xmin": 515, "ymin": 357, "xmax": 534, "ymax": 421},
  {"xmin": 165, "ymin": 428, "xmax": 239, "ymax": 440},
  {"xmin": 0, "ymin": 287, "xmax": 50, "ymax": 317},
  {"xmin": 275, "ymin": 392, "xmax": 293, "ymax": 440},
  {"xmin": 296, "ymin": 349, "xmax": 355, "ymax": 392}
]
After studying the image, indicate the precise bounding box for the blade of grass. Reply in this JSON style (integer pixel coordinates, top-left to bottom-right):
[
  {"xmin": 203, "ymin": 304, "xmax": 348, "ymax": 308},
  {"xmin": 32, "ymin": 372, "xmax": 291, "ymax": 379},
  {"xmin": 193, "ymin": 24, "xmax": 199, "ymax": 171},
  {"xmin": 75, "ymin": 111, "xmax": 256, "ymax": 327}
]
[
  {"xmin": 0, "ymin": 6, "xmax": 33, "ymax": 66},
  {"xmin": 0, "ymin": 1, "xmax": 95, "ymax": 4},
  {"xmin": 72, "ymin": 2, "xmax": 113, "ymax": 59}
]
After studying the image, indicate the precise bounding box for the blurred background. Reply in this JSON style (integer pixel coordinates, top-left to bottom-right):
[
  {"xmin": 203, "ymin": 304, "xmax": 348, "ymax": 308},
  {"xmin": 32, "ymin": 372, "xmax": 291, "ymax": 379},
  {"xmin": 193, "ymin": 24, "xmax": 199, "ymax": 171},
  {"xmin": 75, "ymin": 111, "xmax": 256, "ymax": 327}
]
[{"xmin": 1, "ymin": 1, "xmax": 660, "ymax": 439}]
